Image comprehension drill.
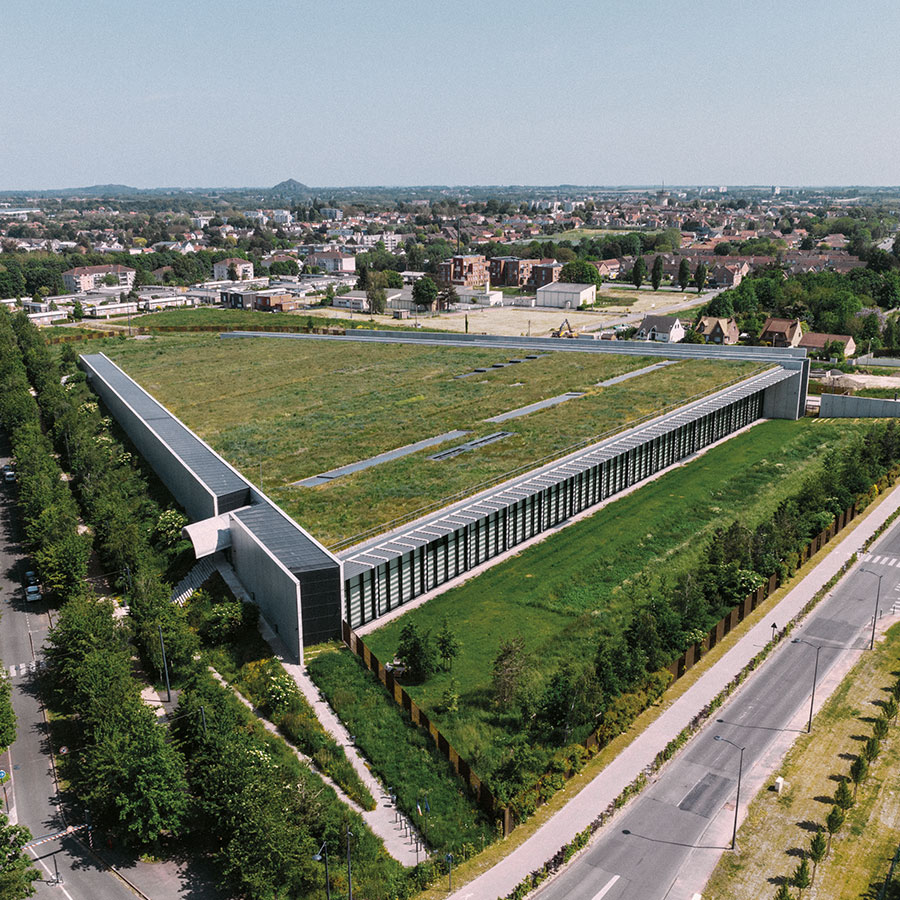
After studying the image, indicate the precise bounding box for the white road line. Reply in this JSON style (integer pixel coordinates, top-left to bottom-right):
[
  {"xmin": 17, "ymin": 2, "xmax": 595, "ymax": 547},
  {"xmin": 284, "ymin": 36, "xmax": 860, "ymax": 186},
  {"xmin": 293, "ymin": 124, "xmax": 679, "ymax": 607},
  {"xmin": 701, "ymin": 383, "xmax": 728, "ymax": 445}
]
[
  {"xmin": 591, "ymin": 874, "xmax": 620, "ymax": 900},
  {"xmin": 28, "ymin": 847, "xmax": 78, "ymax": 900}
]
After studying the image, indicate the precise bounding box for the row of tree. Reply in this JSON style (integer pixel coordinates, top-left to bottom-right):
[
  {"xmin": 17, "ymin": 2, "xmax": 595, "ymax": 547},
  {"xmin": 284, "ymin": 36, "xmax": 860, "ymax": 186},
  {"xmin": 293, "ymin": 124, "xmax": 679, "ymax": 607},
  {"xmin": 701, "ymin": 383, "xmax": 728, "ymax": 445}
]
[
  {"xmin": 484, "ymin": 425, "xmax": 900, "ymax": 810},
  {"xmin": 3, "ymin": 313, "xmax": 425, "ymax": 898},
  {"xmin": 703, "ymin": 268, "xmax": 900, "ymax": 349},
  {"xmin": 772, "ymin": 670, "xmax": 900, "ymax": 899}
]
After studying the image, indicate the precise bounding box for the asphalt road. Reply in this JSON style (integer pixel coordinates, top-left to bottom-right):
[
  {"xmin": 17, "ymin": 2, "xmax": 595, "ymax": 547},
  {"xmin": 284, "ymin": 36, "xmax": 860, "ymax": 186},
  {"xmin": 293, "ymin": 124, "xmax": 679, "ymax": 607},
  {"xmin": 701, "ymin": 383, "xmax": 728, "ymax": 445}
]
[
  {"xmin": 535, "ymin": 516, "xmax": 900, "ymax": 900},
  {"xmin": 0, "ymin": 435, "xmax": 137, "ymax": 900}
]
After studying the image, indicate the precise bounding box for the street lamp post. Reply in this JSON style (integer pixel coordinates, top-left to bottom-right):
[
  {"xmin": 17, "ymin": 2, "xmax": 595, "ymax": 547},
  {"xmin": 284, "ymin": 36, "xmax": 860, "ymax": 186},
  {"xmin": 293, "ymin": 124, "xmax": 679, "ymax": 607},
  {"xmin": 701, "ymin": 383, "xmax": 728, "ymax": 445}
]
[
  {"xmin": 771, "ymin": 622, "xmax": 777, "ymax": 643},
  {"xmin": 312, "ymin": 842, "xmax": 331, "ymax": 900},
  {"xmin": 346, "ymin": 827, "xmax": 353, "ymax": 900},
  {"xmin": 714, "ymin": 735, "xmax": 745, "ymax": 851},
  {"xmin": 860, "ymin": 567, "xmax": 884, "ymax": 650},
  {"xmin": 791, "ymin": 639, "xmax": 822, "ymax": 733}
]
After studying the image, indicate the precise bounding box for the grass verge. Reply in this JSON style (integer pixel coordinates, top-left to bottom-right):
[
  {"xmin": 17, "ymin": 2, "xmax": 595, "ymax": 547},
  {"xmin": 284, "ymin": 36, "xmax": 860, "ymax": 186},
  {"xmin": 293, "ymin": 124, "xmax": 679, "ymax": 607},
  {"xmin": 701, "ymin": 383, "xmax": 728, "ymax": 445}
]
[
  {"xmin": 704, "ymin": 621, "xmax": 900, "ymax": 899},
  {"xmin": 184, "ymin": 573, "xmax": 375, "ymax": 810},
  {"xmin": 307, "ymin": 647, "xmax": 495, "ymax": 858},
  {"xmin": 365, "ymin": 419, "xmax": 870, "ymax": 768}
]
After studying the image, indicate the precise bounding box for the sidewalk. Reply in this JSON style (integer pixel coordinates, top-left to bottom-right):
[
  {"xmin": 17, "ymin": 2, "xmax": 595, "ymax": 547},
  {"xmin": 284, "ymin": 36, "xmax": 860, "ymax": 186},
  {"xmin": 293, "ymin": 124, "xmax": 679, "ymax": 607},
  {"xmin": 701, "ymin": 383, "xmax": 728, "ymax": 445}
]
[
  {"xmin": 216, "ymin": 559, "xmax": 423, "ymax": 868},
  {"xmin": 448, "ymin": 482, "xmax": 900, "ymax": 900}
]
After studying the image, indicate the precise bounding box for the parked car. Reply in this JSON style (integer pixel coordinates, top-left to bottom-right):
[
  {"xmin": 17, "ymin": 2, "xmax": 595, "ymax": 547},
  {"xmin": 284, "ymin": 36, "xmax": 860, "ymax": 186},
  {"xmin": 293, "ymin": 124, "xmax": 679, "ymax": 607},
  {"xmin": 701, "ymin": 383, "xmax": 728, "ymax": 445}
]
[
  {"xmin": 3, "ymin": 469, "xmax": 14, "ymax": 484},
  {"xmin": 25, "ymin": 571, "xmax": 38, "ymax": 587},
  {"xmin": 25, "ymin": 584, "xmax": 42, "ymax": 603}
]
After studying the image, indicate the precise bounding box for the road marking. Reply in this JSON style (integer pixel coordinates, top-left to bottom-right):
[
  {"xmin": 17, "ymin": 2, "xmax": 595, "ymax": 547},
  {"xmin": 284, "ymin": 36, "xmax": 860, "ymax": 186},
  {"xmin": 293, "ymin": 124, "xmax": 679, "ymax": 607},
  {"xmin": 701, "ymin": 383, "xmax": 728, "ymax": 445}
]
[
  {"xmin": 28, "ymin": 847, "xmax": 78, "ymax": 900},
  {"xmin": 591, "ymin": 874, "xmax": 620, "ymax": 900},
  {"xmin": 7, "ymin": 661, "xmax": 42, "ymax": 678}
]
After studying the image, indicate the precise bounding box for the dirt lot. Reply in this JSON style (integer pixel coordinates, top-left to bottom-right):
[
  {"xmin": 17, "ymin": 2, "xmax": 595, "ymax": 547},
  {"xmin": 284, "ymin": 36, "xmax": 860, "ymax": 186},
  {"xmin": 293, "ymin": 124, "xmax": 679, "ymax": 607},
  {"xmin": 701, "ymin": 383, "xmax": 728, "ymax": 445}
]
[{"xmin": 302, "ymin": 286, "xmax": 705, "ymax": 337}]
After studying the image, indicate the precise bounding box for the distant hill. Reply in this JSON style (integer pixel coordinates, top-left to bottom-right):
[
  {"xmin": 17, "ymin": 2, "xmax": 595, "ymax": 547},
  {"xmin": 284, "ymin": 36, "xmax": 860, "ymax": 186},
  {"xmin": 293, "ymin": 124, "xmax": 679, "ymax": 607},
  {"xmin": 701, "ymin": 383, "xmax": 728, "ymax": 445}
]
[{"xmin": 270, "ymin": 178, "xmax": 310, "ymax": 196}]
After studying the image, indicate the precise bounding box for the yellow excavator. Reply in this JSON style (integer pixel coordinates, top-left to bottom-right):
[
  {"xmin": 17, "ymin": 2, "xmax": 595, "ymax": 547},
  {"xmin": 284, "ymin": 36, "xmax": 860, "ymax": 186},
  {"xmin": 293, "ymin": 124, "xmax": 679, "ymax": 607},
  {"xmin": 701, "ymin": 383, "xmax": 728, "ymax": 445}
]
[{"xmin": 551, "ymin": 318, "xmax": 578, "ymax": 338}]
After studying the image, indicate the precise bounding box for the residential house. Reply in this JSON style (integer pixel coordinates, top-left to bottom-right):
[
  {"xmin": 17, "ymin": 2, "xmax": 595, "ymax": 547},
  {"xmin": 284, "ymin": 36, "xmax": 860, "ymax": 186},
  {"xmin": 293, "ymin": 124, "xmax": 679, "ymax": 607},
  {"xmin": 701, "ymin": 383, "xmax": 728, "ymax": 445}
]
[
  {"xmin": 759, "ymin": 317, "xmax": 803, "ymax": 347},
  {"xmin": 62, "ymin": 264, "xmax": 136, "ymax": 293},
  {"xmin": 695, "ymin": 316, "xmax": 740, "ymax": 345},
  {"xmin": 213, "ymin": 258, "xmax": 254, "ymax": 281},
  {"xmin": 635, "ymin": 315, "xmax": 686, "ymax": 343},
  {"xmin": 798, "ymin": 332, "xmax": 856, "ymax": 359}
]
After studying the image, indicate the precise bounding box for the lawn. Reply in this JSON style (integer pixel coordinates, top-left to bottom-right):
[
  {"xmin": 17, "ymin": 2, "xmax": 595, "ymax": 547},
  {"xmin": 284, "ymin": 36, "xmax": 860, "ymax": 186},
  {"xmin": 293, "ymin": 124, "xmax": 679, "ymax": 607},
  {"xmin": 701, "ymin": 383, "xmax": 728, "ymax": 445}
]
[
  {"xmin": 364, "ymin": 419, "xmax": 870, "ymax": 770},
  {"xmin": 703, "ymin": 622, "xmax": 900, "ymax": 900},
  {"xmin": 106, "ymin": 334, "xmax": 761, "ymax": 544},
  {"xmin": 132, "ymin": 306, "xmax": 377, "ymax": 331}
]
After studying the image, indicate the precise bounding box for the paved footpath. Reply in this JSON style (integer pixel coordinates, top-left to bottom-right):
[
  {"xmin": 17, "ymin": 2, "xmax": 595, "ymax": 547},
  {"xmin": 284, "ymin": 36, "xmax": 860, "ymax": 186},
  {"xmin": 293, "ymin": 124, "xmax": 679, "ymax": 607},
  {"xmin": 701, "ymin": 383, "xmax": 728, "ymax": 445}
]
[
  {"xmin": 215, "ymin": 560, "xmax": 423, "ymax": 867},
  {"xmin": 448, "ymin": 482, "xmax": 900, "ymax": 900}
]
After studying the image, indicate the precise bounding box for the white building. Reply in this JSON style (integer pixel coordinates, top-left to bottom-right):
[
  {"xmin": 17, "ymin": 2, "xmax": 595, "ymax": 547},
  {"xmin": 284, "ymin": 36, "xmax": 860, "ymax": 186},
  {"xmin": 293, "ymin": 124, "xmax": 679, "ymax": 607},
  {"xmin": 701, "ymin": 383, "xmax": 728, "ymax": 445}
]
[
  {"xmin": 457, "ymin": 286, "xmax": 503, "ymax": 306},
  {"xmin": 307, "ymin": 250, "xmax": 356, "ymax": 274},
  {"xmin": 535, "ymin": 282, "xmax": 596, "ymax": 309},
  {"xmin": 62, "ymin": 264, "xmax": 136, "ymax": 293},
  {"xmin": 272, "ymin": 209, "xmax": 294, "ymax": 225}
]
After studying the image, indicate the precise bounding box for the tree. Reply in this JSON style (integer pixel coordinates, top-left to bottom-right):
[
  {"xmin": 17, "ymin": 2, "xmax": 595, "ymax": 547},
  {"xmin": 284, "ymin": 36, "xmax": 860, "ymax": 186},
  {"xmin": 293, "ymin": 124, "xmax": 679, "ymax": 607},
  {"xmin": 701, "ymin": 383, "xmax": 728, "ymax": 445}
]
[
  {"xmin": 884, "ymin": 696, "xmax": 898, "ymax": 723},
  {"xmin": 435, "ymin": 617, "xmax": 460, "ymax": 671},
  {"xmin": 678, "ymin": 258, "xmax": 691, "ymax": 291},
  {"xmin": 825, "ymin": 805, "xmax": 844, "ymax": 854},
  {"xmin": 873, "ymin": 715, "xmax": 890, "ymax": 740},
  {"xmin": 863, "ymin": 735, "xmax": 881, "ymax": 762},
  {"xmin": 651, "ymin": 255, "xmax": 663, "ymax": 291},
  {"xmin": 559, "ymin": 259, "xmax": 601, "ymax": 289},
  {"xmin": 0, "ymin": 813, "xmax": 39, "ymax": 900},
  {"xmin": 632, "ymin": 256, "xmax": 647, "ymax": 288},
  {"xmin": 792, "ymin": 857, "xmax": 811, "ymax": 898},
  {"xmin": 849, "ymin": 755, "xmax": 869, "ymax": 799},
  {"xmin": 809, "ymin": 830, "xmax": 826, "ymax": 881},
  {"xmin": 774, "ymin": 884, "xmax": 794, "ymax": 900},
  {"xmin": 395, "ymin": 622, "xmax": 436, "ymax": 682},
  {"xmin": 72, "ymin": 300, "xmax": 84, "ymax": 320},
  {"xmin": 437, "ymin": 284, "xmax": 459, "ymax": 310},
  {"xmin": 492, "ymin": 636, "xmax": 530, "ymax": 706},
  {"xmin": 227, "ymin": 263, "xmax": 238, "ymax": 281},
  {"xmin": 412, "ymin": 275, "xmax": 438, "ymax": 311},
  {"xmin": 0, "ymin": 674, "xmax": 15, "ymax": 751},
  {"xmin": 694, "ymin": 261, "xmax": 708, "ymax": 293},
  {"xmin": 833, "ymin": 778, "xmax": 854, "ymax": 811},
  {"xmin": 365, "ymin": 269, "xmax": 387, "ymax": 314}
]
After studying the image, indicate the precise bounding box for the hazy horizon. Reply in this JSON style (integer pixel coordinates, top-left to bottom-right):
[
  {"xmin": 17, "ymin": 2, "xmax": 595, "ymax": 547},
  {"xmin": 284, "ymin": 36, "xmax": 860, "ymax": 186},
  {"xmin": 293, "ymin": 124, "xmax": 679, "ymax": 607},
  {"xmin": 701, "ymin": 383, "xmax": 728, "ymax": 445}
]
[{"xmin": 3, "ymin": 0, "xmax": 898, "ymax": 191}]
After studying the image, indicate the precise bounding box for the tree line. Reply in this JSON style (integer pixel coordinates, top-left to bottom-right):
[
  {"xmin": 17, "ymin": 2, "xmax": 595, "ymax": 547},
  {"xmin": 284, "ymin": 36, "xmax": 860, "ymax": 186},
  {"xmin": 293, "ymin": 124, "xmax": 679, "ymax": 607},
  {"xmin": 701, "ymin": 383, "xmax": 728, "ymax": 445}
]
[
  {"xmin": 1, "ymin": 310, "xmax": 447, "ymax": 898},
  {"xmin": 393, "ymin": 424, "xmax": 900, "ymax": 818}
]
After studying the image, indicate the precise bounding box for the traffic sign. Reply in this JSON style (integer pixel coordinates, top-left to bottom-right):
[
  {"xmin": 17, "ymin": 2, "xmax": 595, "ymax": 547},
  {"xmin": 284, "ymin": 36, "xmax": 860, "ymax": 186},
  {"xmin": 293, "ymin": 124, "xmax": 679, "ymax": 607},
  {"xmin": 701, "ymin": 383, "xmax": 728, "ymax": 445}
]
[{"xmin": 0, "ymin": 770, "xmax": 6, "ymax": 780}]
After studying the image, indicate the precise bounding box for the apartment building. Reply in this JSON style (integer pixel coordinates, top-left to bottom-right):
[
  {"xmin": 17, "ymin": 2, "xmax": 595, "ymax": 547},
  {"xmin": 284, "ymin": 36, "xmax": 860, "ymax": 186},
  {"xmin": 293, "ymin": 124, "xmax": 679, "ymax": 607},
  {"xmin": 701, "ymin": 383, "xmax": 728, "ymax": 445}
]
[
  {"xmin": 62, "ymin": 264, "xmax": 136, "ymax": 293},
  {"xmin": 437, "ymin": 254, "xmax": 489, "ymax": 287}
]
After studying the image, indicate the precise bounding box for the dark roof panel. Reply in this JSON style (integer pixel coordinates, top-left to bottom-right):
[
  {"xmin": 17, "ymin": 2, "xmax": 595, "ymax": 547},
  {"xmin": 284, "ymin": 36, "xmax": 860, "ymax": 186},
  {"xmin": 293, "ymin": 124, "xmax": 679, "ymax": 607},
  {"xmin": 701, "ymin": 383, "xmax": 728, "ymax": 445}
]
[
  {"xmin": 82, "ymin": 354, "xmax": 247, "ymax": 500},
  {"xmin": 234, "ymin": 504, "xmax": 336, "ymax": 574}
]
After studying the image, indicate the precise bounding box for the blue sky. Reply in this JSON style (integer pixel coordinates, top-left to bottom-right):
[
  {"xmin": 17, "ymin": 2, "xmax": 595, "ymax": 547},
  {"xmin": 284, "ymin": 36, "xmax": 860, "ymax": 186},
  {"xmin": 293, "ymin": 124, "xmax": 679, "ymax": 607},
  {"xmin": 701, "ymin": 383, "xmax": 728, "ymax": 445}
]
[{"xmin": 2, "ymin": 0, "xmax": 897, "ymax": 189}]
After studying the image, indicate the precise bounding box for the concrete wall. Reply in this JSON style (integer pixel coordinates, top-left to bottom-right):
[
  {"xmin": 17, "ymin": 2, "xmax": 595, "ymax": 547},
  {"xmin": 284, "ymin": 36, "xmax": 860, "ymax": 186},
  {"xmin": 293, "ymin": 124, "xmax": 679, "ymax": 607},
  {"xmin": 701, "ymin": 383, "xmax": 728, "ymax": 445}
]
[
  {"xmin": 82, "ymin": 357, "xmax": 219, "ymax": 520},
  {"xmin": 229, "ymin": 514, "xmax": 304, "ymax": 662},
  {"xmin": 763, "ymin": 362, "xmax": 808, "ymax": 420},
  {"xmin": 820, "ymin": 393, "xmax": 900, "ymax": 418}
]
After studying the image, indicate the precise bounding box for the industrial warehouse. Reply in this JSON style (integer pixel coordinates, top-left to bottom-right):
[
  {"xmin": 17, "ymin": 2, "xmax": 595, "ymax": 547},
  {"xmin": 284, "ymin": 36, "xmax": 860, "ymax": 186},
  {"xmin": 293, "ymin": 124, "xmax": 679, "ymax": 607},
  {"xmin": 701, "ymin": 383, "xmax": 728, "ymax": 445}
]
[{"xmin": 80, "ymin": 337, "xmax": 810, "ymax": 660}]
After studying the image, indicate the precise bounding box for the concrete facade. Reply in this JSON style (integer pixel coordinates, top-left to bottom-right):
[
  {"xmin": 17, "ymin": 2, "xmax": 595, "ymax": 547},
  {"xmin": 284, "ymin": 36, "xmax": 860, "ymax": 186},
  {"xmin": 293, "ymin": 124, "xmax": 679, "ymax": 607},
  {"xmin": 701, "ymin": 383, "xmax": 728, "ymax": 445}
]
[
  {"xmin": 79, "ymin": 352, "xmax": 340, "ymax": 662},
  {"xmin": 820, "ymin": 393, "xmax": 900, "ymax": 418}
]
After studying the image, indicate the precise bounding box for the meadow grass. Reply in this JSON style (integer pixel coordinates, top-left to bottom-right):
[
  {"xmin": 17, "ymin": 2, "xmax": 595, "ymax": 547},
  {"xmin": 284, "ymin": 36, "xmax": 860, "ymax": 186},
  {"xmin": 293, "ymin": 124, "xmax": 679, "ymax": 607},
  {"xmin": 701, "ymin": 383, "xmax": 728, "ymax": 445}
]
[
  {"xmin": 106, "ymin": 334, "xmax": 759, "ymax": 544},
  {"xmin": 364, "ymin": 419, "xmax": 870, "ymax": 765}
]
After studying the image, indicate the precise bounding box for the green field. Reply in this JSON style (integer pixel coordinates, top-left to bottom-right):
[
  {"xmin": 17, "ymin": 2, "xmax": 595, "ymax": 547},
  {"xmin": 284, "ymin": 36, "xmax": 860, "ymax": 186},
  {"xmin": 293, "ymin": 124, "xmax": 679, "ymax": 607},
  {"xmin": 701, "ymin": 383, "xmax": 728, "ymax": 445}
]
[
  {"xmin": 364, "ymin": 419, "xmax": 869, "ymax": 770},
  {"xmin": 106, "ymin": 335, "xmax": 760, "ymax": 544}
]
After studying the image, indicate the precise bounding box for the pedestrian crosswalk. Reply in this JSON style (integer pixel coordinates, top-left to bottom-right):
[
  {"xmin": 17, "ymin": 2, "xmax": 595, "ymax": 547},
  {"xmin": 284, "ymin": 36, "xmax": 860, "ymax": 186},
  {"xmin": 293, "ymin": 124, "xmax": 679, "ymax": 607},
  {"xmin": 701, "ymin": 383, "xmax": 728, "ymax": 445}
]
[
  {"xmin": 859, "ymin": 553, "xmax": 900, "ymax": 567},
  {"xmin": 6, "ymin": 660, "xmax": 43, "ymax": 679}
]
